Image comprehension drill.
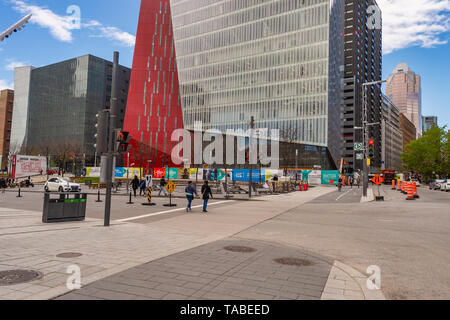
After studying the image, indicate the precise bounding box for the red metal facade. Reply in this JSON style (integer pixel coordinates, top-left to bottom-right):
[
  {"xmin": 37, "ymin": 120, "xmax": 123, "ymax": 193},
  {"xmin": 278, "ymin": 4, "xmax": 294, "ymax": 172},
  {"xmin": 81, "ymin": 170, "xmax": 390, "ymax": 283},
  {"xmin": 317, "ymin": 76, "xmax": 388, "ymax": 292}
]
[{"xmin": 123, "ymin": 0, "xmax": 183, "ymax": 170}]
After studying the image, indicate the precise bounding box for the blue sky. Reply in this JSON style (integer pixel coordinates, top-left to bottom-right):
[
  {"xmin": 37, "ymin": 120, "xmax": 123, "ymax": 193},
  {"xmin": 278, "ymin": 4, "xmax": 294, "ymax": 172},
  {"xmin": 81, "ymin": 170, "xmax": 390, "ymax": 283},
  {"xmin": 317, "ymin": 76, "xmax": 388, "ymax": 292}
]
[{"xmin": 1, "ymin": 0, "xmax": 449, "ymax": 127}]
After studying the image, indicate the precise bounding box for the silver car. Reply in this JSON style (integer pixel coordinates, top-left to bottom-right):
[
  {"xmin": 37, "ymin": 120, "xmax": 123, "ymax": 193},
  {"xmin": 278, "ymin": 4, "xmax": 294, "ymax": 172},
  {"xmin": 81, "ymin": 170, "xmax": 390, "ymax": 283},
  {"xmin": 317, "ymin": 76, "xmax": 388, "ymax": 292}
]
[{"xmin": 45, "ymin": 177, "xmax": 82, "ymax": 192}]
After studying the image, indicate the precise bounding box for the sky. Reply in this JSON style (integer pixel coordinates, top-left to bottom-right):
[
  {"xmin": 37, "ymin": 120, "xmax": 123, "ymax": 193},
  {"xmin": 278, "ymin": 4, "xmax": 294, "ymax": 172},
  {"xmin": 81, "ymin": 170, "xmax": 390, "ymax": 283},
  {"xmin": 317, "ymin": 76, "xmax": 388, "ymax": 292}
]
[{"xmin": 0, "ymin": 0, "xmax": 449, "ymax": 127}]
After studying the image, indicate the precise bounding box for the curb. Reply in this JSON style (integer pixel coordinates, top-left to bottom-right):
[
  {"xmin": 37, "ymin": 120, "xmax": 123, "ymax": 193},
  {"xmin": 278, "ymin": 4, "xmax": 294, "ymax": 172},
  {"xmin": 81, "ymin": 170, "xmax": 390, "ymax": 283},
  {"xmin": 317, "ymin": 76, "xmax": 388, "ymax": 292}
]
[{"xmin": 321, "ymin": 260, "xmax": 385, "ymax": 300}]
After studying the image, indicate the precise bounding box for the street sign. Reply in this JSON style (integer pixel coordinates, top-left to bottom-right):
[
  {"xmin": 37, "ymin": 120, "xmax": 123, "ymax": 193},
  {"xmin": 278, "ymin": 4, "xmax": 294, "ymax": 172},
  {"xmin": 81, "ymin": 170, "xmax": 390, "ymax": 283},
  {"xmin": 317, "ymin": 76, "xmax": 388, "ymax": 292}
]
[
  {"xmin": 165, "ymin": 180, "xmax": 176, "ymax": 194},
  {"xmin": 356, "ymin": 153, "xmax": 364, "ymax": 160},
  {"xmin": 371, "ymin": 174, "xmax": 384, "ymax": 186},
  {"xmin": 354, "ymin": 143, "xmax": 363, "ymax": 151},
  {"xmin": 145, "ymin": 175, "xmax": 153, "ymax": 188}
]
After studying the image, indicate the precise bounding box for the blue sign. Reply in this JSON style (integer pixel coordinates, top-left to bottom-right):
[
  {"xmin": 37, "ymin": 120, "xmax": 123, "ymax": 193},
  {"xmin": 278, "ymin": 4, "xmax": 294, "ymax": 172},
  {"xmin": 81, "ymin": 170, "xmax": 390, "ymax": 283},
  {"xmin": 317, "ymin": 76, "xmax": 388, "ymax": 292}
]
[{"xmin": 232, "ymin": 169, "xmax": 265, "ymax": 182}]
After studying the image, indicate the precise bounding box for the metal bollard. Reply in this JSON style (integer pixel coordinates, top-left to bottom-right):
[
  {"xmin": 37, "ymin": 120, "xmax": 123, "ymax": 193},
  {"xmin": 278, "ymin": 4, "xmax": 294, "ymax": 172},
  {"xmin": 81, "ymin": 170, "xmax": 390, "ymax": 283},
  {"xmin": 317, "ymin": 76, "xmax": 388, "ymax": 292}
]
[
  {"xmin": 17, "ymin": 186, "xmax": 22, "ymax": 198},
  {"xmin": 127, "ymin": 191, "xmax": 134, "ymax": 204},
  {"xmin": 95, "ymin": 189, "xmax": 102, "ymax": 203}
]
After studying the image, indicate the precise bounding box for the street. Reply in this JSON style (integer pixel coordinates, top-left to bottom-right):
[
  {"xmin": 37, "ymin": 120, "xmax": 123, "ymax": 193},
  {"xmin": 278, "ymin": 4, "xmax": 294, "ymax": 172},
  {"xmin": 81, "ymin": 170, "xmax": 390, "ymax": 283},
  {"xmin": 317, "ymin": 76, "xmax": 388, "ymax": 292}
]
[{"xmin": 0, "ymin": 184, "xmax": 449, "ymax": 299}]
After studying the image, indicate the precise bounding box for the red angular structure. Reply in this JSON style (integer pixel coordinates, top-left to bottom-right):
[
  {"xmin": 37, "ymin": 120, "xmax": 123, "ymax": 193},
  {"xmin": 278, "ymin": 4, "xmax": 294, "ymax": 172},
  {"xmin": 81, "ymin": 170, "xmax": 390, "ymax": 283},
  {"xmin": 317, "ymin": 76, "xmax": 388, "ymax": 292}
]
[{"xmin": 123, "ymin": 0, "xmax": 183, "ymax": 171}]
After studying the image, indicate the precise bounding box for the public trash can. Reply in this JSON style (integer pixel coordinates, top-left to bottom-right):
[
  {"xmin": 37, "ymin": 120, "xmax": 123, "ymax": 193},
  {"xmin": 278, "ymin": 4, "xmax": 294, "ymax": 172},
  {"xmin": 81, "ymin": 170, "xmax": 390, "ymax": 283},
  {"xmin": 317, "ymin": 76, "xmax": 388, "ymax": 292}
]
[{"xmin": 42, "ymin": 192, "xmax": 87, "ymax": 223}]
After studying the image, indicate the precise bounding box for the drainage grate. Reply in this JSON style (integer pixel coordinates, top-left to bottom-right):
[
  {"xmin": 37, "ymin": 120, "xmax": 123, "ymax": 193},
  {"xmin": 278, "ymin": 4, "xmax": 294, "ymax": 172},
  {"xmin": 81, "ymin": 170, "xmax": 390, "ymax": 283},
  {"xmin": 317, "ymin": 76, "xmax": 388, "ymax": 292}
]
[
  {"xmin": 56, "ymin": 252, "xmax": 83, "ymax": 258},
  {"xmin": 223, "ymin": 246, "xmax": 257, "ymax": 253},
  {"xmin": 0, "ymin": 270, "xmax": 43, "ymax": 286},
  {"xmin": 274, "ymin": 258, "xmax": 313, "ymax": 267}
]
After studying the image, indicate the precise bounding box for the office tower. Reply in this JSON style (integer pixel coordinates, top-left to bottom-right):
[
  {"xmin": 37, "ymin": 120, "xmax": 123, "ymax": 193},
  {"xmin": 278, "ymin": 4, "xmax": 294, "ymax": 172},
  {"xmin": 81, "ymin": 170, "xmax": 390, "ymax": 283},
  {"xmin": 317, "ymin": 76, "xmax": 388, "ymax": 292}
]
[
  {"xmin": 125, "ymin": 0, "xmax": 345, "ymax": 169},
  {"xmin": 381, "ymin": 94, "xmax": 402, "ymax": 171},
  {"xmin": 342, "ymin": 0, "xmax": 383, "ymax": 172},
  {"xmin": 386, "ymin": 63, "xmax": 422, "ymax": 137},
  {"xmin": 10, "ymin": 55, "xmax": 131, "ymax": 161},
  {"xmin": 0, "ymin": 89, "xmax": 14, "ymax": 168},
  {"xmin": 422, "ymin": 116, "xmax": 438, "ymax": 132}
]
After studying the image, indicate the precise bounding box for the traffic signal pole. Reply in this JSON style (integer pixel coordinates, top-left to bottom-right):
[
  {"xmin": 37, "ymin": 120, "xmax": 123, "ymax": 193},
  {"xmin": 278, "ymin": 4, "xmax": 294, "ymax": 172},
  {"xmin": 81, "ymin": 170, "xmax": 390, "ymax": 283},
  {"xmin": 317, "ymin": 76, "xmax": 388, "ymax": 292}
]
[{"xmin": 104, "ymin": 51, "xmax": 120, "ymax": 227}]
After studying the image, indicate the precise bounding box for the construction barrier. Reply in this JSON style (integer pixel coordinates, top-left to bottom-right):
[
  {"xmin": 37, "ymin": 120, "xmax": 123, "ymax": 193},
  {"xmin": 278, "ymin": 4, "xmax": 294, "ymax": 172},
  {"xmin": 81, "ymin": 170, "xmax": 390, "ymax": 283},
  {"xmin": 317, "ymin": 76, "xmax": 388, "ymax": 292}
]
[
  {"xmin": 412, "ymin": 182, "xmax": 420, "ymax": 199},
  {"xmin": 397, "ymin": 180, "xmax": 402, "ymax": 192},
  {"xmin": 392, "ymin": 180, "xmax": 396, "ymax": 190},
  {"xmin": 406, "ymin": 182, "xmax": 416, "ymax": 200}
]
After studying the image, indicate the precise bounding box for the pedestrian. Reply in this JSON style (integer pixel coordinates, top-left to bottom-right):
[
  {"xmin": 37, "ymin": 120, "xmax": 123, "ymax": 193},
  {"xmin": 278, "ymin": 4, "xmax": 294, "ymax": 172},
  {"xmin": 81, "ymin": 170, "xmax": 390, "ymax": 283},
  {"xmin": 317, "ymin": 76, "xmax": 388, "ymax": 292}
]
[
  {"xmin": 185, "ymin": 181, "xmax": 198, "ymax": 212},
  {"xmin": 131, "ymin": 175, "xmax": 140, "ymax": 198},
  {"xmin": 201, "ymin": 181, "xmax": 213, "ymax": 213},
  {"xmin": 338, "ymin": 176, "xmax": 343, "ymax": 192},
  {"xmin": 350, "ymin": 176, "xmax": 354, "ymax": 189},
  {"xmin": 357, "ymin": 176, "xmax": 361, "ymax": 189},
  {"xmin": 139, "ymin": 179, "xmax": 146, "ymax": 196},
  {"xmin": 0, "ymin": 177, "xmax": 6, "ymax": 193},
  {"xmin": 158, "ymin": 177, "xmax": 169, "ymax": 196}
]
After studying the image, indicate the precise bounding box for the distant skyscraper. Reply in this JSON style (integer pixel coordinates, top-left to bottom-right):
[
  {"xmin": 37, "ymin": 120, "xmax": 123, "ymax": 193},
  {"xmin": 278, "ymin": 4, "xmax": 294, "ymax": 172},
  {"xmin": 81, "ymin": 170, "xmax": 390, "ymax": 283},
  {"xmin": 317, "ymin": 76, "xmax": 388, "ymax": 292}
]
[
  {"xmin": 124, "ymin": 0, "xmax": 345, "ymax": 169},
  {"xmin": 342, "ymin": 0, "xmax": 383, "ymax": 172},
  {"xmin": 386, "ymin": 63, "xmax": 422, "ymax": 137},
  {"xmin": 422, "ymin": 116, "xmax": 438, "ymax": 132},
  {"xmin": 0, "ymin": 89, "xmax": 14, "ymax": 168}
]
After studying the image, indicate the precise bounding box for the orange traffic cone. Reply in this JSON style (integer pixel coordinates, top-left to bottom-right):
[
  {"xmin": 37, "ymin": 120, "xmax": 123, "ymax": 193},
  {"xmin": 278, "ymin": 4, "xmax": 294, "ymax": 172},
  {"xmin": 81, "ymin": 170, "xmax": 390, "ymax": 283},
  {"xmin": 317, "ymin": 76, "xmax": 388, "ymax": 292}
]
[
  {"xmin": 397, "ymin": 180, "xmax": 401, "ymax": 191},
  {"xmin": 392, "ymin": 180, "xmax": 396, "ymax": 190},
  {"xmin": 406, "ymin": 182, "xmax": 416, "ymax": 200}
]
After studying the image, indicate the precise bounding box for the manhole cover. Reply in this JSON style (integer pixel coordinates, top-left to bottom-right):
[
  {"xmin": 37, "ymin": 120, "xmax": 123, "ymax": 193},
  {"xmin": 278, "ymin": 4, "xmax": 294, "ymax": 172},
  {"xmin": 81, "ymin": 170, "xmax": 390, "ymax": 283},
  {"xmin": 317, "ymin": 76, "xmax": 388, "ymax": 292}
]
[
  {"xmin": 0, "ymin": 270, "xmax": 43, "ymax": 286},
  {"xmin": 274, "ymin": 258, "xmax": 313, "ymax": 267},
  {"xmin": 223, "ymin": 246, "xmax": 256, "ymax": 253},
  {"xmin": 56, "ymin": 252, "xmax": 82, "ymax": 258}
]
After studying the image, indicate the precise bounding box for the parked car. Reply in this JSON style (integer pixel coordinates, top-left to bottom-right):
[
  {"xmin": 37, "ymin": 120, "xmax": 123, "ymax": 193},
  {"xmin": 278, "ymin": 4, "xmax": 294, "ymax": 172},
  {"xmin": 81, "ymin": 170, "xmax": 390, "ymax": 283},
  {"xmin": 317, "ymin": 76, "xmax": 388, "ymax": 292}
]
[
  {"xmin": 45, "ymin": 177, "xmax": 81, "ymax": 192},
  {"xmin": 434, "ymin": 179, "xmax": 446, "ymax": 190},
  {"xmin": 440, "ymin": 179, "xmax": 450, "ymax": 192}
]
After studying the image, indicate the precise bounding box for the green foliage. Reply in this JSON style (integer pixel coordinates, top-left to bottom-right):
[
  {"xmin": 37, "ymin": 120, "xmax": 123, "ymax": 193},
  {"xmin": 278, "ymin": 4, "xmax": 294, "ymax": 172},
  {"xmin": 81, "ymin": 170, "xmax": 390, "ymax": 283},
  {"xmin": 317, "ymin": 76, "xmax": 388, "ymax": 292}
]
[{"xmin": 401, "ymin": 126, "xmax": 449, "ymax": 179}]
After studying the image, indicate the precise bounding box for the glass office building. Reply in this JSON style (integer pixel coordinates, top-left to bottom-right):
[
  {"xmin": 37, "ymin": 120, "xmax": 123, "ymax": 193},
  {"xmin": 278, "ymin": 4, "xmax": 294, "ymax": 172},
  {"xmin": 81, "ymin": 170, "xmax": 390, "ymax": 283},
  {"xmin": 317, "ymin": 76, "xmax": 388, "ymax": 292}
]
[
  {"xmin": 11, "ymin": 55, "xmax": 131, "ymax": 158},
  {"xmin": 125, "ymin": 0, "xmax": 344, "ymax": 169},
  {"xmin": 171, "ymin": 0, "xmax": 344, "ymax": 168}
]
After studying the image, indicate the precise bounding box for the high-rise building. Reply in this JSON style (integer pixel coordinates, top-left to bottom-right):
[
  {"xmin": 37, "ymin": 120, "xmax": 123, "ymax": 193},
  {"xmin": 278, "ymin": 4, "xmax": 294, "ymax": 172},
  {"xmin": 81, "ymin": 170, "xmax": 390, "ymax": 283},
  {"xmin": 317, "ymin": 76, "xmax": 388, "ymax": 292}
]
[
  {"xmin": 342, "ymin": 0, "xmax": 383, "ymax": 172},
  {"xmin": 400, "ymin": 113, "xmax": 416, "ymax": 150},
  {"xmin": 381, "ymin": 94, "xmax": 402, "ymax": 171},
  {"xmin": 0, "ymin": 89, "xmax": 14, "ymax": 169},
  {"xmin": 386, "ymin": 63, "xmax": 422, "ymax": 138},
  {"xmin": 10, "ymin": 55, "xmax": 131, "ymax": 162},
  {"xmin": 124, "ymin": 0, "xmax": 345, "ymax": 169},
  {"xmin": 422, "ymin": 116, "xmax": 438, "ymax": 133}
]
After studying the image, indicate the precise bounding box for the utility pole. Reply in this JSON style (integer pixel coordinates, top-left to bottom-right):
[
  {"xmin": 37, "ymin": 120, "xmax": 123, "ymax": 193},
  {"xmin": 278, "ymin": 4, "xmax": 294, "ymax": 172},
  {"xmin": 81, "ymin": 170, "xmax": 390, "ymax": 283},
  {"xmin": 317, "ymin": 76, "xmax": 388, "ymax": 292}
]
[
  {"xmin": 249, "ymin": 116, "xmax": 255, "ymax": 199},
  {"xmin": 104, "ymin": 51, "xmax": 120, "ymax": 227}
]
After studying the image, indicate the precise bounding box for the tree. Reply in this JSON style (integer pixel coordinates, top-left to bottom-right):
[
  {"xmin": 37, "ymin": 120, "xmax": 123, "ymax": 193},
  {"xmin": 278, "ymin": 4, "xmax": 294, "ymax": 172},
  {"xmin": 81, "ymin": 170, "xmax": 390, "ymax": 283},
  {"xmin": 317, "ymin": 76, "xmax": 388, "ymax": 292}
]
[{"xmin": 401, "ymin": 126, "xmax": 448, "ymax": 180}]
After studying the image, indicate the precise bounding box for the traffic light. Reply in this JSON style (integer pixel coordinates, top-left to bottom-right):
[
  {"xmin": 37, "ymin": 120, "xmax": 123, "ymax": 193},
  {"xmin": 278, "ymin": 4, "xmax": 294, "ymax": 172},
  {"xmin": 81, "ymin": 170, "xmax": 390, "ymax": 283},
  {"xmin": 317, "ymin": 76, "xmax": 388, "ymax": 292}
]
[
  {"xmin": 116, "ymin": 131, "xmax": 132, "ymax": 153},
  {"xmin": 94, "ymin": 110, "xmax": 109, "ymax": 154},
  {"xmin": 368, "ymin": 139, "xmax": 375, "ymax": 159}
]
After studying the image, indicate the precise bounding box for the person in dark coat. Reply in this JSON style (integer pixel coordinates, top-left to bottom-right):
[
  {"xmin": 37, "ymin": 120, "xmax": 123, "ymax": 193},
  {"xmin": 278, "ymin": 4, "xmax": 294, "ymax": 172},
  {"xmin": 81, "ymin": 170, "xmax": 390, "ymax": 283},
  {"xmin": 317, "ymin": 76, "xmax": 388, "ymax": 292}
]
[
  {"xmin": 131, "ymin": 175, "xmax": 140, "ymax": 198},
  {"xmin": 201, "ymin": 181, "xmax": 213, "ymax": 213},
  {"xmin": 185, "ymin": 181, "xmax": 198, "ymax": 212}
]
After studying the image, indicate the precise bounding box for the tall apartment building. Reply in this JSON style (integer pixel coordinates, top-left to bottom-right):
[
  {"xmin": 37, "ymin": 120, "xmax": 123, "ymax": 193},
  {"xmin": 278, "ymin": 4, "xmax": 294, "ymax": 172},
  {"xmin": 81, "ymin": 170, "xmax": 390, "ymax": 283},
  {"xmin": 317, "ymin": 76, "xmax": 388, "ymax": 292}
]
[
  {"xmin": 0, "ymin": 89, "xmax": 14, "ymax": 169},
  {"xmin": 400, "ymin": 113, "xmax": 416, "ymax": 150},
  {"xmin": 381, "ymin": 94, "xmax": 402, "ymax": 171},
  {"xmin": 342, "ymin": 0, "xmax": 383, "ymax": 173},
  {"xmin": 124, "ymin": 0, "xmax": 345, "ymax": 169},
  {"xmin": 386, "ymin": 63, "xmax": 422, "ymax": 138},
  {"xmin": 422, "ymin": 116, "xmax": 438, "ymax": 133},
  {"xmin": 10, "ymin": 55, "xmax": 131, "ymax": 162}
]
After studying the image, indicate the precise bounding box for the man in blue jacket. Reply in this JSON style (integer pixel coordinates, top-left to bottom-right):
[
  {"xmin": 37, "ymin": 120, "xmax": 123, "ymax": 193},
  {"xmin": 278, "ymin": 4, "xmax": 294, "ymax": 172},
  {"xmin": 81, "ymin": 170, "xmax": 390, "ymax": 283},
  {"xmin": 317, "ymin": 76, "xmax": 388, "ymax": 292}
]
[{"xmin": 185, "ymin": 181, "xmax": 198, "ymax": 212}]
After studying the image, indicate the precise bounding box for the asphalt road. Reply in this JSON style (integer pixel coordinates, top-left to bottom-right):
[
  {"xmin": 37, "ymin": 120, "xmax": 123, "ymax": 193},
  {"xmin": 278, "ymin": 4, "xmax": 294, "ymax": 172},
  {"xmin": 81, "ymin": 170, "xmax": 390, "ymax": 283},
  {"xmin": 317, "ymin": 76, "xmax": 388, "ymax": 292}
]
[{"xmin": 237, "ymin": 184, "xmax": 450, "ymax": 299}]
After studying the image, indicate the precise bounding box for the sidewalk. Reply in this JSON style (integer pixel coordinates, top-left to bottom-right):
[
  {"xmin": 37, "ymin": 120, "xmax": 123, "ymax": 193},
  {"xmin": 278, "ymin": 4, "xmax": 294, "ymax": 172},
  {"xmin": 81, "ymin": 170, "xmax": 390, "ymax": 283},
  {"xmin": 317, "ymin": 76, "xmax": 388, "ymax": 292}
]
[{"xmin": 0, "ymin": 187, "xmax": 384, "ymax": 300}]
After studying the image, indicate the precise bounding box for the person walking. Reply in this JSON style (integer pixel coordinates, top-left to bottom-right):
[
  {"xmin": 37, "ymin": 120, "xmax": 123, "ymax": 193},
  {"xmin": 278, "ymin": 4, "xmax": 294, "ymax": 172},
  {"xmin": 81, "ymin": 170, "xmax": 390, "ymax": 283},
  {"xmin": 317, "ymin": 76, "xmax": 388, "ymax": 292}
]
[
  {"xmin": 131, "ymin": 175, "xmax": 140, "ymax": 198},
  {"xmin": 139, "ymin": 179, "xmax": 146, "ymax": 196},
  {"xmin": 185, "ymin": 181, "xmax": 198, "ymax": 212},
  {"xmin": 350, "ymin": 176, "xmax": 354, "ymax": 189},
  {"xmin": 357, "ymin": 176, "xmax": 361, "ymax": 189},
  {"xmin": 201, "ymin": 181, "xmax": 213, "ymax": 213},
  {"xmin": 158, "ymin": 177, "xmax": 169, "ymax": 196},
  {"xmin": 338, "ymin": 176, "xmax": 343, "ymax": 192}
]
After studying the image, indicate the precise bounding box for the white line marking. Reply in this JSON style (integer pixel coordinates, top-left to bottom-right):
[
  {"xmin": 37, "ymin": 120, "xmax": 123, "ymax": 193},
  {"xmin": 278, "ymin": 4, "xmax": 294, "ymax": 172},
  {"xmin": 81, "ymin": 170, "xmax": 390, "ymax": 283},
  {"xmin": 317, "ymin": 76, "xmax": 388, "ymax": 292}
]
[
  {"xmin": 117, "ymin": 200, "xmax": 233, "ymax": 222},
  {"xmin": 336, "ymin": 188, "xmax": 353, "ymax": 201}
]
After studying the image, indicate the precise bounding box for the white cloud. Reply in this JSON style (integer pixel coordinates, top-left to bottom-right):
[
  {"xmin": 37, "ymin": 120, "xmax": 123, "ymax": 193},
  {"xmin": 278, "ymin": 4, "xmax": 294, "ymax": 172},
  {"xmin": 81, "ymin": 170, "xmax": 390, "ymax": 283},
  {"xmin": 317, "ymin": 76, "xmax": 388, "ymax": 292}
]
[
  {"xmin": 92, "ymin": 27, "xmax": 136, "ymax": 47},
  {"xmin": 378, "ymin": 0, "xmax": 450, "ymax": 54},
  {"xmin": 5, "ymin": 60, "xmax": 26, "ymax": 71},
  {"xmin": 0, "ymin": 79, "xmax": 13, "ymax": 90},
  {"xmin": 10, "ymin": 0, "xmax": 135, "ymax": 47}
]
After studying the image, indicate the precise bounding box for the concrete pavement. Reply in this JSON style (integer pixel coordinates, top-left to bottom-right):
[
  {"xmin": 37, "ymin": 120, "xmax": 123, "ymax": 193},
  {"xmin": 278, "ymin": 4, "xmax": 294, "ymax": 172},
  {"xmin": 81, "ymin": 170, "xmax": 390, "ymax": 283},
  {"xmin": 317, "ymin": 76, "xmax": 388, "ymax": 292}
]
[{"xmin": 1, "ymin": 186, "xmax": 383, "ymax": 300}]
